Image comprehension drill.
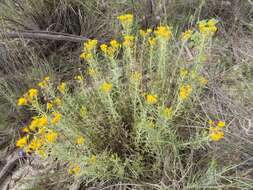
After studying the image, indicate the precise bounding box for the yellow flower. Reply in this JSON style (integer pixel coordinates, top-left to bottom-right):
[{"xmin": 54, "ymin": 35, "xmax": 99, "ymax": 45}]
[
  {"xmin": 207, "ymin": 19, "xmax": 218, "ymax": 27},
  {"xmin": 110, "ymin": 39, "xmax": 120, "ymax": 49},
  {"xmin": 88, "ymin": 68, "xmax": 97, "ymax": 77},
  {"xmin": 123, "ymin": 35, "xmax": 134, "ymax": 47},
  {"xmin": 17, "ymin": 97, "xmax": 28, "ymax": 106},
  {"xmin": 68, "ymin": 164, "xmax": 81, "ymax": 175},
  {"xmin": 28, "ymin": 89, "xmax": 38, "ymax": 100},
  {"xmin": 38, "ymin": 77, "xmax": 49, "ymax": 88},
  {"xmin": 47, "ymin": 102, "xmax": 53, "ymax": 110},
  {"xmin": 57, "ymin": 82, "xmax": 66, "ymax": 94},
  {"xmin": 139, "ymin": 29, "xmax": 148, "ymax": 37},
  {"xmin": 16, "ymin": 136, "xmax": 28, "ymax": 148},
  {"xmin": 46, "ymin": 131, "xmax": 58, "ymax": 143},
  {"xmin": 198, "ymin": 76, "xmax": 208, "ymax": 85},
  {"xmin": 80, "ymin": 106, "xmax": 87, "ymax": 117},
  {"xmin": 89, "ymin": 155, "xmax": 97, "ymax": 164},
  {"xmin": 80, "ymin": 52, "xmax": 93, "ymax": 60},
  {"xmin": 132, "ymin": 71, "xmax": 142, "ymax": 82},
  {"xmin": 84, "ymin": 39, "xmax": 98, "ymax": 51},
  {"xmin": 163, "ymin": 107, "xmax": 172, "ymax": 119},
  {"xmin": 100, "ymin": 44, "xmax": 108, "ymax": 54},
  {"xmin": 209, "ymin": 127, "xmax": 224, "ymax": 141},
  {"xmin": 179, "ymin": 84, "xmax": 192, "ymax": 100},
  {"xmin": 148, "ymin": 37, "xmax": 156, "ymax": 46},
  {"xmin": 146, "ymin": 94, "xmax": 158, "ymax": 105},
  {"xmin": 117, "ymin": 14, "xmax": 133, "ymax": 27},
  {"xmin": 38, "ymin": 115, "xmax": 48, "ymax": 127},
  {"xmin": 101, "ymin": 82, "xmax": 112, "ymax": 94},
  {"xmin": 36, "ymin": 149, "xmax": 47, "ymax": 159},
  {"xmin": 51, "ymin": 112, "xmax": 61, "ymax": 124},
  {"xmin": 180, "ymin": 69, "xmax": 188, "ymax": 77},
  {"xmin": 76, "ymin": 136, "xmax": 85, "ymax": 145},
  {"xmin": 154, "ymin": 26, "xmax": 172, "ymax": 40},
  {"xmin": 53, "ymin": 97, "xmax": 61, "ymax": 107},
  {"xmin": 217, "ymin": 121, "xmax": 225, "ymax": 128},
  {"xmin": 198, "ymin": 19, "xmax": 218, "ymax": 37},
  {"xmin": 181, "ymin": 29, "xmax": 193, "ymax": 41},
  {"xmin": 22, "ymin": 127, "xmax": 29, "ymax": 133},
  {"xmin": 74, "ymin": 75, "xmax": 84, "ymax": 82},
  {"xmin": 29, "ymin": 118, "xmax": 39, "ymax": 131},
  {"xmin": 25, "ymin": 138, "xmax": 43, "ymax": 153}
]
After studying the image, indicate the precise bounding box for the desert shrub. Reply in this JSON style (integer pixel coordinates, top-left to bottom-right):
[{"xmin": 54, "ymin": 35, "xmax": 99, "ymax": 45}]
[{"xmin": 14, "ymin": 14, "xmax": 230, "ymax": 187}]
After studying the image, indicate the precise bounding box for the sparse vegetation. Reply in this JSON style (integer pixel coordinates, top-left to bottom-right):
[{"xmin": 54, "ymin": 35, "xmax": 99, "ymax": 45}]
[{"xmin": 0, "ymin": 0, "xmax": 252, "ymax": 189}]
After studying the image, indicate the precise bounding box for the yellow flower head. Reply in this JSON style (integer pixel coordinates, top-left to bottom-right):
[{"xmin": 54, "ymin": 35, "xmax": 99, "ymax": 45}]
[
  {"xmin": 110, "ymin": 39, "xmax": 120, "ymax": 49},
  {"xmin": 51, "ymin": 112, "xmax": 61, "ymax": 124},
  {"xmin": 131, "ymin": 71, "xmax": 142, "ymax": 82},
  {"xmin": 29, "ymin": 117, "xmax": 39, "ymax": 131},
  {"xmin": 84, "ymin": 39, "xmax": 98, "ymax": 51},
  {"xmin": 100, "ymin": 44, "xmax": 108, "ymax": 54},
  {"xmin": 17, "ymin": 97, "xmax": 28, "ymax": 106},
  {"xmin": 198, "ymin": 19, "xmax": 218, "ymax": 37},
  {"xmin": 57, "ymin": 82, "xmax": 66, "ymax": 94},
  {"xmin": 139, "ymin": 29, "xmax": 151, "ymax": 38},
  {"xmin": 46, "ymin": 131, "xmax": 58, "ymax": 143},
  {"xmin": 76, "ymin": 136, "xmax": 85, "ymax": 145},
  {"xmin": 80, "ymin": 106, "xmax": 87, "ymax": 117},
  {"xmin": 181, "ymin": 29, "xmax": 193, "ymax": 41},
  {"xmin": 117, "ymin": 14, "xmax": 133, "ymax": 27},
  {"xmin": 89, "ymin": 155, "xmax": 97, "ymax": 164},
  {"xmin": 53, "ymin": 97, "xmax": 62, "ymax": 107},
  {"xmin": 16, "ymin": 136, "xmax": 28, "ymax": 148},
  {"xmin": 88, "ymin": 68, "xmax": 97, "ymax": 77},
  {"xmin": 148, "ymin": 37, "xmax": 157, "ymax": 46},
  {"xmin": 217, "ymin": 121, "xmax": 225, "ymax": 128},
  {"xmin": 38, "ymin": 115, "xmax": 48, "ymax": 127},
  {"xmin": 74, "ymin": 75, "xmax": 84, "ymax": 82},
  {"xmin": 163, "ymin": 107, "xmax": 173, "ymax": 119},
  {"xmin": 28, "ymin": 89, "xmax": 38, "ymax": 100},
  {"xmin": 101, "ymin": 82, "xmax": 112, "ymax": 94},
  {"xmin": 46, "ymin": 102, "xmax": 53, "ymax": 110},
  {"xmin": 198, "ymin": 76, "xmax": 208, "ymax": 85},
  {"xmin": 68, "ymin": 164, "xmax": 81, "ymax": 175},
  {"xmin": 179, "ymin": 84, "xmax": 192, "ymax": 100},
  {"xmin": 123, "ymin": 35, "xmax": 135, "ymax": 47},
  {"xmin": 209, "ymin": 127, "xmax": 224, "ymax": 141},
  {"xmin": 22, "ymin": 127, "xmax": 30, "ymax": 133},
  {"xmin": 80, "ymin": 52, "xmax": 93, "ymax": 60},
  {"xmin": 146, "ymin": 94, "xmax": 158, "ymax": 105},
  {"xmin": 180, "ymin": 69, "xmax": 188, "ymax": 78},
  {"xmin": 38, "ymin": 77, "xmax": 50, "ymax": 88},
  {"xmin": 36, "ymin": 149, "xmax": 47, "ymax": 159},
  {"xmin": 26, "ymin": 138, "xmax": 43, "ymax": 153},
  {"xmin": 154, "ymin": 26, "xmax": 172, "ymax": 40}
]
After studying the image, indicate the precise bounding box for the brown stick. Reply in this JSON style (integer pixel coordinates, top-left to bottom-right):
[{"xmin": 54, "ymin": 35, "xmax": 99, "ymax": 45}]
[{"xmin": 0, "ymin": 30, "xmax": 90, "ymax": 43}]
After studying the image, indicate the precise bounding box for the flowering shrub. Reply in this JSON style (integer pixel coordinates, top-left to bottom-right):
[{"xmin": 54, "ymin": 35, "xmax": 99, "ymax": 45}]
[{"xmin": 16, "ymin": 14, "xmax": 225, "ymax": 182}]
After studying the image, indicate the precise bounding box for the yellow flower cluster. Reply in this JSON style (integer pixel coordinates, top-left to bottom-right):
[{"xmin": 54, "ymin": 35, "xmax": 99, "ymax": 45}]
[
  {"xmin": 163, "ymin": 107, "xmax": 173, "ymax": 119},
  {"xmin": 198, "ymin": 19, "xmax": 218, "ymax": 36},
  {"xmin": 74, "ymin": 75, "xmax": 84, "ymax": 82},
  {"xmin": 179, "ymin": 84, "xmax": 192, "ymax": 100},
  {"xmin": 57, "ymin": 82, "xmax": 66, "ymax": 94},
  {"xmin": 209, "ymin": 120, "xmax": 225, "ymax": 141},
  {"xmin": 100, "ymin": 39, "xmax": 120, "ymax": 57},
  {"xmin": 123, "ymin": 35, "xmax": 135, "ymax": 47},
  {"xmin": 117, "ymin": 14, "xmax": 133, "ymax": 27},
  {"xmin": 181, "ymin": 29, "xmax": 193, "ymax": 41},
  {"xmin": 146, "ymin": 94, "xmax": 158, "ymax": 105},
  {"xmin": 68, "ymin": 164, "xmax": 81, "ymax": 175},
  {"xmin": 17, "ymin": 88, "xmax": 38, "ymax": 106},
  {"xmin": 148, "ymin": 37, "xmax": 157, "ymax": 46},
  {"xmin": 38, "ymin": 76, "xmax": 50, "ymax": 89},
  {"xmin": 131, "ymin": 71, "xmax": 142, "ymax": 82},
  {"xmin": 80, "ymin": 39, "xmax": 98, "ymax": 60},
  {"xmin": 101, "ymin": 82, "xmax": 113, "ymax": 94},
  {"xmin": 139, "ymin": 28, "xmax": 152, "ymax": 38},
  {"xmin": 154, "ymin": 26, "xmax": 172, "ymax": 40}
]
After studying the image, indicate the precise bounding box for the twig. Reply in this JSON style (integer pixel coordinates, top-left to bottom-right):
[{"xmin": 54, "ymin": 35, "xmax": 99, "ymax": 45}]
[{"xmin": 0, "ymin": 30, "xmax": 90, "ymax": 43}]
